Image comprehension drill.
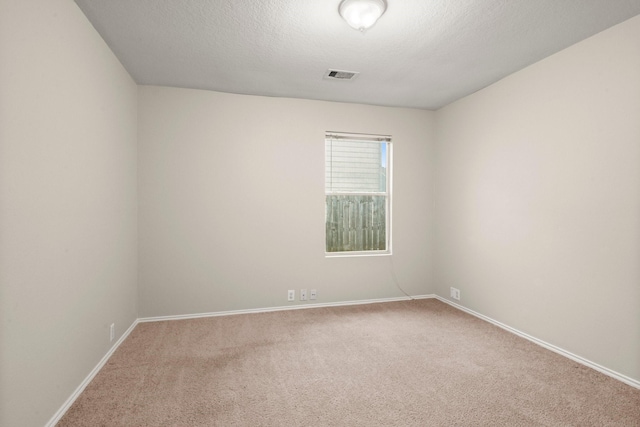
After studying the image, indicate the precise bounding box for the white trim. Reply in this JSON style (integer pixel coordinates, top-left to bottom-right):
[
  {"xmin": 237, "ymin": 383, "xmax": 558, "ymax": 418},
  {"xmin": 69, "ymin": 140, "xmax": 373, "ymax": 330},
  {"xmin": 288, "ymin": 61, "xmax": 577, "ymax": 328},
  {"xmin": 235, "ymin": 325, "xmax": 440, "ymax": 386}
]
[
  {"xmin": 139, "ymin": 294, "xmax": 436, "ymax": 323},
  {"xmin": 324, "ymin": 192, "xmax": 388, "ymax": 196},
  {"xmin": 44, "ymin": 319, "xmax": 139, "ymax": 427},
  {"xmin": 434, "ymin": 296, "xmax": 640, "ymax": 390},
  {"xmin": 325, "ymin": 250, "xmax": 391, "ymax": 258},
  {"xmin": 325, "ymin": 131, "xmax": 391, "ymax": 142},
  {"xmin": 387, "ymin": 141, "xmax": 393, "ymax": 255}
]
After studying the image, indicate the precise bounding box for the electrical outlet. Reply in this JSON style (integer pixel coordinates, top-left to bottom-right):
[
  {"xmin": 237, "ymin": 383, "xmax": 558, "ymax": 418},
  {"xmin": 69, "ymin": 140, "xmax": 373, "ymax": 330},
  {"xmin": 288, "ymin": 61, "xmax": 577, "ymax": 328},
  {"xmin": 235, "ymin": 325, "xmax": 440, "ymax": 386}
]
[
  {"xmin": 310, "ymin": 289, "xmax": 317, "ymax": 300},
  {"xmin": 450, "ymin": 287, "xmax": 461, "ymax": 301},
  {"xmin": 300, "ymin": 289, "xmax": 307, "ymax": 301},
  {"xmin": 287, "ymin": 290, "xmax": 295, "ymax": 301},
  {"xmin": 109, "ymin": 323, "xmax": 115, "ymax": 342}
]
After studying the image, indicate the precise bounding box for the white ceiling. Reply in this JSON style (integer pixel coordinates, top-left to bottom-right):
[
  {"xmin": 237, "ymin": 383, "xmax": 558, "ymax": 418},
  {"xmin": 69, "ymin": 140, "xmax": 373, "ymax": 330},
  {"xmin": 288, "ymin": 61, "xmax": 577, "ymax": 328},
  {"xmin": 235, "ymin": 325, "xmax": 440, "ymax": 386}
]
[{"xmin": 74, "ymin": 0, "xmax": 640, "ymax": 110}]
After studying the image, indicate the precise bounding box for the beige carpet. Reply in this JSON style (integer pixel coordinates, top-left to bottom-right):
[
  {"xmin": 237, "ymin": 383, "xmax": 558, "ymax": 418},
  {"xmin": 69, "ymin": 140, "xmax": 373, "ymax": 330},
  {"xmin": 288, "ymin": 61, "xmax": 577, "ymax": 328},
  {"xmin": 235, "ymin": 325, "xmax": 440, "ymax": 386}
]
[{"xmin": 58, "ymin": 299, "xmax": 640, "ymax": 426}]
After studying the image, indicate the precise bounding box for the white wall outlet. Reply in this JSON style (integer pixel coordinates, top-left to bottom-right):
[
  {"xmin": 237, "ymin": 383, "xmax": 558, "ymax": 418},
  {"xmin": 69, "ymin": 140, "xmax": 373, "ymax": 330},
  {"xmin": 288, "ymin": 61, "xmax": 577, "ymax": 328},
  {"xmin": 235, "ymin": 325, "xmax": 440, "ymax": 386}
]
[
  {"xmin": 450, "ymin": 287, "xmax": 461, "ymax": 301},
  {"xmin": 300, "ymin": 289, "xmax": 307, "ymax": 301},
  {"xmin": 287, "ymin": 290, "xmax": 295, "ymax": 301},
  {"xmin": 109, "ymin": 323, "xmax": 115, "ymax": 342},
  {"xmin": 310, "ymin": 289, "xmax": 317, "ymax": 300}
]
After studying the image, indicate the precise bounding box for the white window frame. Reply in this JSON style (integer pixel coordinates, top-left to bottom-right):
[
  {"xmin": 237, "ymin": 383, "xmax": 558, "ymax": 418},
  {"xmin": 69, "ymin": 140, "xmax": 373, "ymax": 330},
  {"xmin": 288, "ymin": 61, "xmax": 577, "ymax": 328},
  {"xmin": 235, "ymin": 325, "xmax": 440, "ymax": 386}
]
[{"xmin": 325, "ymin": 131, "xmax": 392, "ymax": 257}]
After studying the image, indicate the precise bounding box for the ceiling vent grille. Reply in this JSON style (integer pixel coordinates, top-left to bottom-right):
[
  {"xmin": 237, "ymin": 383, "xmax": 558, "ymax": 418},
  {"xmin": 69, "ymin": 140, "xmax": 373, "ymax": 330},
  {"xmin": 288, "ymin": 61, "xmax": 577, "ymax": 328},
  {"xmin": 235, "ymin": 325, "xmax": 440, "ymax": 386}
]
[{"xmin": 324, "ymin": 69, "xmax": 359, "ymax": 81}]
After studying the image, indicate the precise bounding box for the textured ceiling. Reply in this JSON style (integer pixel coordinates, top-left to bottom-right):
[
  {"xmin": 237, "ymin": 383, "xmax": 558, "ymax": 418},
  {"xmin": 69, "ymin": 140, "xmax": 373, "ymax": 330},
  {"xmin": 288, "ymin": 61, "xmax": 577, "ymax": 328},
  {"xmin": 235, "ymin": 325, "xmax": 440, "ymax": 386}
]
[{"xmin": 74, "ymin": 0, "xmax": 640, "ymax": 110}]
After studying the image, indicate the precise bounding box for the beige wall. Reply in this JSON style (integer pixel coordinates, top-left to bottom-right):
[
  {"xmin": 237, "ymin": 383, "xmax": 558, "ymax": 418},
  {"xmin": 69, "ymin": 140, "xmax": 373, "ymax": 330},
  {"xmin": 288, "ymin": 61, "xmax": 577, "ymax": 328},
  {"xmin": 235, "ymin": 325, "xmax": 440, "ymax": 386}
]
[
  {"xmin": 435, "ymin": 15, "xmax": 640, "ymax": 381},
  {"xmin": 0, "ymin": 0, "xmax": 138, "ymax": 426},
  {"xmin": 138, "ymin": 86, "xmax": 435, "ymax": 317}
]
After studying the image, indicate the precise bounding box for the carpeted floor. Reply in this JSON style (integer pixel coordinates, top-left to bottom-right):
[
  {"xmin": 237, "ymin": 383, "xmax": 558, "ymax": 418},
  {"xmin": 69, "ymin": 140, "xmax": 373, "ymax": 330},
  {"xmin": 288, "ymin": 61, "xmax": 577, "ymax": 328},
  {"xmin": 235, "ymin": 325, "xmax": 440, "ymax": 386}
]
[{"xmin": 57, "ymin": 299, "xmax": 640, "ymax": 426}]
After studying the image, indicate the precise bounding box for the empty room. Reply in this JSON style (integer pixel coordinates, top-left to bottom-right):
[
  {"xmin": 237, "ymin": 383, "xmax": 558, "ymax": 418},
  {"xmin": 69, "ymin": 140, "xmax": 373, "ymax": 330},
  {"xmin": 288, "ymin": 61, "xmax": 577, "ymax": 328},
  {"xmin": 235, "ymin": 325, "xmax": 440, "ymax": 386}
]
[{"xmin": 2, "ymin": 0, "xmax": 640, "ymax": 425}]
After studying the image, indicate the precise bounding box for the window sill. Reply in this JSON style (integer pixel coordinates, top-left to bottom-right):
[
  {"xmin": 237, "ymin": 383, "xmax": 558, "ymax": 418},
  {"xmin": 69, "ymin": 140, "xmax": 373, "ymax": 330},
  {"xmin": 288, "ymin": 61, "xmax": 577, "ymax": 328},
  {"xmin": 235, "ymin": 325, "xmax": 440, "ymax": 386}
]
[{"xmin": 325, "ymin": 251, "xmax": 391, "ymax": 258}]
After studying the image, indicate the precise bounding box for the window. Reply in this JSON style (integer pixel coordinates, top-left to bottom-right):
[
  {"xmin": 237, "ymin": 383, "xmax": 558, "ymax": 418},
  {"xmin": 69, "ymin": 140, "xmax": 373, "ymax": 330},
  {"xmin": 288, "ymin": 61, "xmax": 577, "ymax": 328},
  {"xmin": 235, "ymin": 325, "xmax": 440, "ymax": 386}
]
[{"xmin": 325, "ymin": 132, "xmax": 391, "ymax": 255}]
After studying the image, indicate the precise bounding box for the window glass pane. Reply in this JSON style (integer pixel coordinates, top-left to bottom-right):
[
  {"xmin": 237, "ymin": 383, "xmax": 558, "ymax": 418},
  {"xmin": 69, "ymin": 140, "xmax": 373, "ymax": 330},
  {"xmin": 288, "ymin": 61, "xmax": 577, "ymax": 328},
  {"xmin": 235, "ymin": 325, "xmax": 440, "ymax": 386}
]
[
  {"xmin": 325, "ymin": 195, "xmax": 386, "ymax": 252},
  {"xmin": 325, "ymin": 139, "xmax": 386, "ymax": 193}
]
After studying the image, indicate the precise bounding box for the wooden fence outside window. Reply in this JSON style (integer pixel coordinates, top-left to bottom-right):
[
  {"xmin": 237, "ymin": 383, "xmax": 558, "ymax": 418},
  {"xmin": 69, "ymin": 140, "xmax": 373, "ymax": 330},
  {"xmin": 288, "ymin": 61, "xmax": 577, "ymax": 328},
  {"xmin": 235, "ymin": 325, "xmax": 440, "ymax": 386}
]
[{"xmin": 325, "ymin": 195, "xmax": 386, "ymax": 252}]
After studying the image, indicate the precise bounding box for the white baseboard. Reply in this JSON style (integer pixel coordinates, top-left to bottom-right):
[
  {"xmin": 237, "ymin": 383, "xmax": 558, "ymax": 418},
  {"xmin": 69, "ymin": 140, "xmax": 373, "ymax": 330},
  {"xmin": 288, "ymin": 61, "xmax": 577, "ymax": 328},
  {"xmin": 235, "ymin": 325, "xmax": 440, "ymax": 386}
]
[
  {"xmin": 434, "ymin": 295, "xmax": 640, "ymax": 390},
  {"xmin": 138, "ymin": 294, "xmax": 436, "ymax": 323},
  {"xmin": 44, "ymin": 318, "xmax": 139, "ymax": 427}
]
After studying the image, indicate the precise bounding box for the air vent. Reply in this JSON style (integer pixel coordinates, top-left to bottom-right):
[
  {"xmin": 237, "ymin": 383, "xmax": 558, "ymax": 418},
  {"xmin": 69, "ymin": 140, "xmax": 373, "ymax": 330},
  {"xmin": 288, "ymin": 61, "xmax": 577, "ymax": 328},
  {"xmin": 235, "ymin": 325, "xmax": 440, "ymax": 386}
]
[{"xmin": 324, "ymin": 69, "xmax": 360, "ymax": 81}]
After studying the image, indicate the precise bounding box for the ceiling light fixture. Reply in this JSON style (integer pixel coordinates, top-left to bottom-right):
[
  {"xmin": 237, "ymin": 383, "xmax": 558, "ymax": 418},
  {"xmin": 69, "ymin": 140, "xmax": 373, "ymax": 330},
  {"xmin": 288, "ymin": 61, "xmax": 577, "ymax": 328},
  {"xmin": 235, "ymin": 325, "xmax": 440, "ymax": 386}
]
[{"xmin": 339, "ymin": 0, "xmax": 387, "ymax": 32}]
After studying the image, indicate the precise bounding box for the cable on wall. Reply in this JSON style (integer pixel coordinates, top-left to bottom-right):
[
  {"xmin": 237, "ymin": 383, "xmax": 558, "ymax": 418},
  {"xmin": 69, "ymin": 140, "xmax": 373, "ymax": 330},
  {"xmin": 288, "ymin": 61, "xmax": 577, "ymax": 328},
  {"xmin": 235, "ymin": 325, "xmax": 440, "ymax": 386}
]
[{"xmin": 389, "ymin": 255, "xmax": 413, "ymax": 300}]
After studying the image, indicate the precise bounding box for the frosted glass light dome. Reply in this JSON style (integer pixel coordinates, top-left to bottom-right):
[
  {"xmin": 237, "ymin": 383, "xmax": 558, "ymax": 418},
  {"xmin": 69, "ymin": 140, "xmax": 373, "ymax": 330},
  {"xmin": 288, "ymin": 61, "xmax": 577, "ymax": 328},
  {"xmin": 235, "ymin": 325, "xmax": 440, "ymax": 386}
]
[{"xmin": 339, "ymin": 0, "xmax": 387, "ymax": 31}]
